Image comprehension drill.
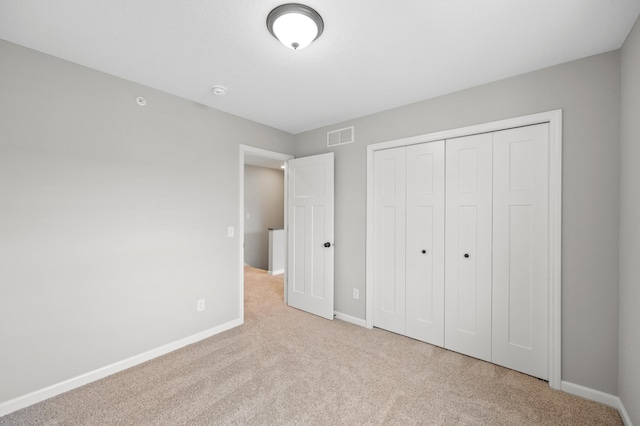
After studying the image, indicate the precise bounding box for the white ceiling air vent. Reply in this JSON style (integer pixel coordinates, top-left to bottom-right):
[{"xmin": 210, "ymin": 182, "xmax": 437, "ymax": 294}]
[{"xmin": 327, "ymin": 126, "xmax": 354, "ymax": 147}]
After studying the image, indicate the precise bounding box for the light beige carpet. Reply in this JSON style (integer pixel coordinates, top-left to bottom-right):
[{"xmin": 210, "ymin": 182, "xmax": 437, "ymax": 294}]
[{"xmin": 1, "ymin": 267, "xmax": 622, "ymax": 425}]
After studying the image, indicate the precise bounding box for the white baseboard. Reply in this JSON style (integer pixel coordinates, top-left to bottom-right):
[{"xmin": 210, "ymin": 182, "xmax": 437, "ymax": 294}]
[
  {"xmin": 561, "ymin": 380, "xmax": 620, "ymax": 407},
  {"xmin": 334, "ymin": 311, "xmax": 367, "ymax": 328},
  {"xmin": 561, "ymin": 381, "xmax": 633, "ymax": 426},
  {"xmin": 268, "ymin": 269, "xmax": 284, "ymax": 275},
  {"xmin": 0, "ymin": 318, "xmax": 243, "ymax": 418},
  {"xmin": 618, "ymin": 399, "xmax": 634, "ymax": 426}
]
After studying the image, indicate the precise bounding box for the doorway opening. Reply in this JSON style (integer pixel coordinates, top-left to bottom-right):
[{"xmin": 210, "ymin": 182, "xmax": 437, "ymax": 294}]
[{"xmin": 238, "ymin": 145, "xmax": 293, "ymax": 322}]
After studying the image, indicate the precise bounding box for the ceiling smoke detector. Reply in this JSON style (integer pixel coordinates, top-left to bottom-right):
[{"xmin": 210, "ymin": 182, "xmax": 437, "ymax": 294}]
[{"xmin": 212, "ymin": 86, "xmax": 227, "ymax": 96}]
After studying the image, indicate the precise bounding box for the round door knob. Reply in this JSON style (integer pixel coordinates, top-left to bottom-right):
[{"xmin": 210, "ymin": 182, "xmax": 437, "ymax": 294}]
[
  {"xmin": 464, "ymin": 253, "xmax": 470, "ymax": 258},
  {"xmin": 421, "ymin": 250, "xmax": 427, "ymax": 254},
  {"xmin": 324, "ymin": 242, "xmax": 331, "ymax": 248}
]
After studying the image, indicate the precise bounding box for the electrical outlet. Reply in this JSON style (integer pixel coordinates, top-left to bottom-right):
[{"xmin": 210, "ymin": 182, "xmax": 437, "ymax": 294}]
[
  {"xmin": 197, "ymin": 299, "xmax": 205, "ymax": 312},
  {"xmin": 227, "ymin": 226, "xmax": 234, "ymax": 237},
  {"xmin": 353, "ymin": 289, "xmax": 359, "ymax": 300}
]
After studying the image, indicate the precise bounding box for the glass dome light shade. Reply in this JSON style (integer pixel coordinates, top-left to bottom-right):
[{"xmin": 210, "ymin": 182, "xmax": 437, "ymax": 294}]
[{"xmin": 273, "ymin": 13, "xmax": 317, "ymax": 49}]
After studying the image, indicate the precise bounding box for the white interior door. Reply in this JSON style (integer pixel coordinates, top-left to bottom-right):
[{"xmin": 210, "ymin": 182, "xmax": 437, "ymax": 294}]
[
  {"xmin": 373, "ymin": 147, "xmax": 406, "ymax": 334},
  {"xmin": 492, "ymin": 124, "xmax": 549, "ymax": 379},
  {"xmin": 445, "ymin": 133, "xmax": 493, "ymax": 362},
  {"xmin": 287, "ymin": 153, "xmax": 334, "ymax": 320},
  {"xmin": 405, "ymin": 141, "xmax": 445, "ymax": 346}
]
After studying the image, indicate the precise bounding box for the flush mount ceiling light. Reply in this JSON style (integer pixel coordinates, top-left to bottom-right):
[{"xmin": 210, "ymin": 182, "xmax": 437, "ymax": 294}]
[{"xmin": 267, "ymin": 3, "xmax": 324, "ymax": 50}]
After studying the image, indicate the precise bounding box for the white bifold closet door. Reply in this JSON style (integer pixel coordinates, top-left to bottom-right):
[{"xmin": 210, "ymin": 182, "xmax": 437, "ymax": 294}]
[
  {"xmin": 444, "ymin": 124, "xmax": 549, "ymax": 377},
  {"xmin": 373, "ymin": 147, "xmax": 406, "ymax": 335},
  {"xmin": 373, "ymin": 142, "xmax": 445, "ymax": 346},
  {"xmin": 405, "ymin": 143, "xmax": 445, "ymax": 345},
  {"xmin": 444, "ymin": 133, "xmax": 493, "ymax": 363},
  {"xmin": 491, "ymin": 124, "xmax": 549, "ymax": 380},
  {"xmin": 372, "ymin": 123, "xmax": 549, "ymax": 380}
]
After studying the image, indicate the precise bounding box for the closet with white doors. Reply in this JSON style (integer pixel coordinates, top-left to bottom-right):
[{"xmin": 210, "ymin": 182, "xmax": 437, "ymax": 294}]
[{"xmin": 372, "ymin": 123, "xmax": 550, "ymax": 380}]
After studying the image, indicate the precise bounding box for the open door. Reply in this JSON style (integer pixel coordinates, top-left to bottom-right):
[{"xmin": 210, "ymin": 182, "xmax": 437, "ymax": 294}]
[{"xmin": 287, "ymin": 153, "xmax": 334, "ymax": 320}]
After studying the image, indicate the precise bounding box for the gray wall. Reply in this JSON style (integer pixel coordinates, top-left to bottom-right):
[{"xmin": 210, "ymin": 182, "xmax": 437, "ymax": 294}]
[
  {"xmin": 619, "ymin": 15, "xmax": 640, "ymax": 425},
  {"xmin": 244, "ymin": 165, "xmax": 285, "ymax": 270},
  {"xmin": 0, "ymin": 40, "xmax": 294, "ymax": 403},
  {"xmin": 294, "ymin": 51, "xmax": 621, "ymax": 395}
]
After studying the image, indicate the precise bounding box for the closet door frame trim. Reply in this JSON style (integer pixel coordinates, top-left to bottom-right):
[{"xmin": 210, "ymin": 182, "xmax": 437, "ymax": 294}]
[{"xmin": 365, "ymin": 109, "xmax": 562, "ymax": 389}]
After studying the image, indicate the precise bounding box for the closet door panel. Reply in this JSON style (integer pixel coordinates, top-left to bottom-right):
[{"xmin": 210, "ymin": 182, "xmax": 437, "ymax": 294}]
[
  {"xmin": 373, "ymin": 147, "xmax": 406, "ymax": 335},
  {"xmin": 492, "ymin": 124, "xmax": 549, "ymax": 380},
  {"xmin": 406, "ymin": 141, "xmax": 445, "ymax": 346},
  {"xmin": 445, "ymin": 133, "xmax": 493, "ymax": 362}
]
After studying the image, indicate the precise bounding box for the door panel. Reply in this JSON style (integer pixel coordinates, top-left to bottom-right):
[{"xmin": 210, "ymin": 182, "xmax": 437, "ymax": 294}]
[
  {"xmin": 406, "ymin": 141, "xmax": 445, "ymax": 346},
  {"xmin": 292, "ymin": 205, "xmax": 306, "ymax": 294},
  {"xmin": 311, "ymin": 205, "xmax": 326, "ymax": 298},
  {"xmin": 287, "ymin": 153, "xmax": 334, "ymax": 320},
  {"xmin": 492, "ymin": 124, "xmax": 549, "ymax": 379},
  {"xmin": 381, "ymin": 206, "xmax": 399, "ymax": 313},
  {"xmin": 456, "ymin": 205, "xmax": 479, "ymax": 334},
  {"xmin": 445, "ymin": 133, "xmax": 493, "ymax": 362},
  {"xmin": 373, "ymin": 147, "xmax": 406, "ymax": 334}
]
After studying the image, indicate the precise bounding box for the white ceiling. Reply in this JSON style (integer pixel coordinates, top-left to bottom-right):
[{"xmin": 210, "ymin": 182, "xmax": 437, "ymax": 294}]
[{"xmin": 1, "ymin": 1, "xmax": 639, "ymax": 134}]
